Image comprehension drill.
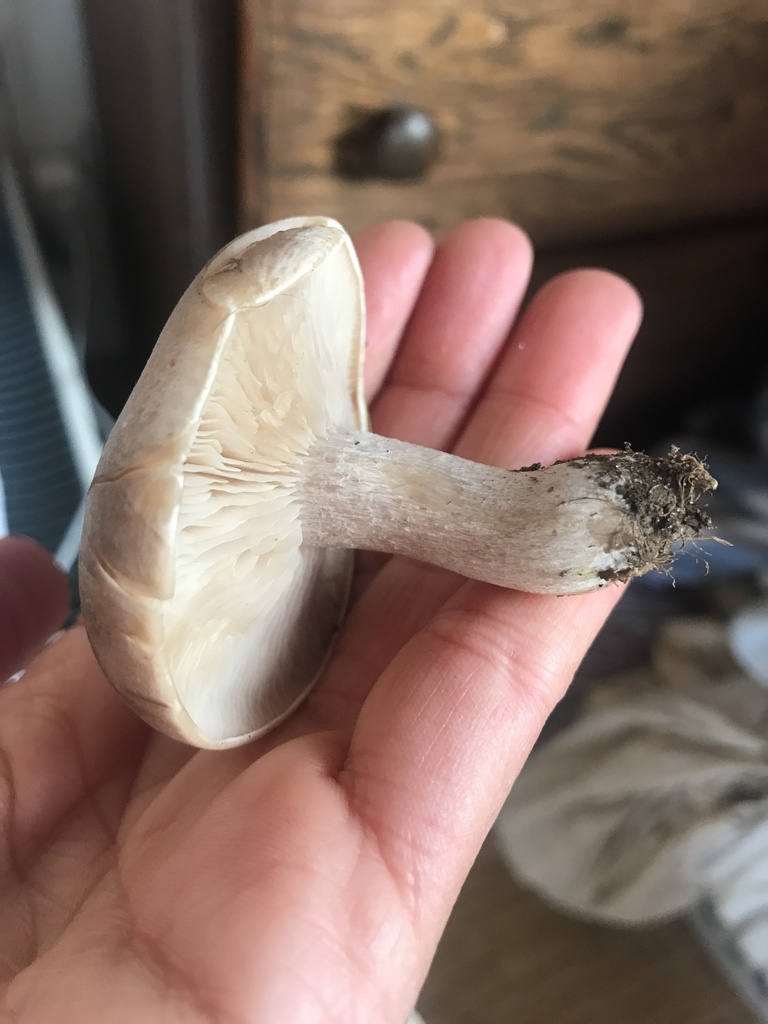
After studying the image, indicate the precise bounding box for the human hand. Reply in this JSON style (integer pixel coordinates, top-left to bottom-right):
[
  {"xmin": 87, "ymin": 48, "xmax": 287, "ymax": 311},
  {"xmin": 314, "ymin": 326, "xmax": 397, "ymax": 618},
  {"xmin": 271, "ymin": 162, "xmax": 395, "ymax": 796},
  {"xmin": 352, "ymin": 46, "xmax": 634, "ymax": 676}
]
[{"xmin": 0, "ymin": 219, "xmax": 641, "ymax": 1022}]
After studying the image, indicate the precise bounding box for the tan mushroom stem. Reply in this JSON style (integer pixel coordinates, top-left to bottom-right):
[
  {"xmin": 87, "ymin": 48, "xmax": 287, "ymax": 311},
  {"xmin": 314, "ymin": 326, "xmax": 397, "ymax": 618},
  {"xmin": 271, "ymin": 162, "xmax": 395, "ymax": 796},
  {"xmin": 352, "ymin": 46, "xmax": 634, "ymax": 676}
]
[{"xmin": 298, "ymin": 430, "xmax": 716, "ymax": 595}]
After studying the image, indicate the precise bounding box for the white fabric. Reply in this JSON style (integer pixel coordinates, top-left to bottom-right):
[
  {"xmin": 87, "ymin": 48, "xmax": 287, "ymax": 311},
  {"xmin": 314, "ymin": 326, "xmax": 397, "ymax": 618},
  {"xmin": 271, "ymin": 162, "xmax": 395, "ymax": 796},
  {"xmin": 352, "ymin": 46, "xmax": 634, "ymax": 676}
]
[
  {"xmin": 730, "ymin": 599, "xmax": 768, "ymax": 686},
  {"xmin": 495, "ymin": 614, "xmax": 768, "ymax": 983}
]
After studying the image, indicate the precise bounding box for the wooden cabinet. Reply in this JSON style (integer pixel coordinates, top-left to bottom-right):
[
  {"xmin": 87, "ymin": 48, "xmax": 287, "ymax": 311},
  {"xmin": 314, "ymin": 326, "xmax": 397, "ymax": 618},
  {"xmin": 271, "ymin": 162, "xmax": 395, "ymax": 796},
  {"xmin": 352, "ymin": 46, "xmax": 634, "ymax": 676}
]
[
  {"xmin": 236, "ymin": 0, "xmax": 768, "ymax": 444},
  {"xmin": 240, "ymin": 0, "xmax": 768, "ymax": 245},
  {"xmin": 85, "ymin": 1, "xmax": 768, "ymax": 428}
]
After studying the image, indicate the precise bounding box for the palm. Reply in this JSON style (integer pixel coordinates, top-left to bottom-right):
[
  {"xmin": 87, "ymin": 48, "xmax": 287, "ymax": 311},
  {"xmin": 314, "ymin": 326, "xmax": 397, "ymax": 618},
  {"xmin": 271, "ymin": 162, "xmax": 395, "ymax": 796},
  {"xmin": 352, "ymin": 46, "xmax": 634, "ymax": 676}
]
[{"xmin": 0, "ymin": 219, "xmax": 641, "ymax": 1022}]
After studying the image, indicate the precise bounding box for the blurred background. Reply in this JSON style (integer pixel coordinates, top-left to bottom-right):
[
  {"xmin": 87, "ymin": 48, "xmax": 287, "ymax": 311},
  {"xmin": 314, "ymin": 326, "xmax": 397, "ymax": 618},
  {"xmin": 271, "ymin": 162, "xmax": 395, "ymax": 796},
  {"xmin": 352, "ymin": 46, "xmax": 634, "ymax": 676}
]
[{"xmin": 1, "ymin": 1, "xmax": 768, "ymax": 1021}]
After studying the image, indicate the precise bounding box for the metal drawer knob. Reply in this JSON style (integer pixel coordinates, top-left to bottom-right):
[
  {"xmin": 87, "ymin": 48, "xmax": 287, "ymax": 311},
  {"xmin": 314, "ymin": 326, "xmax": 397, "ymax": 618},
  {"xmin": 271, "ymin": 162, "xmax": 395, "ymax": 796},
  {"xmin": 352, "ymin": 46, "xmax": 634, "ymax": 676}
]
[{"xmin": 334, "ymin": 104, "xmax": 440, "ymax": 181}]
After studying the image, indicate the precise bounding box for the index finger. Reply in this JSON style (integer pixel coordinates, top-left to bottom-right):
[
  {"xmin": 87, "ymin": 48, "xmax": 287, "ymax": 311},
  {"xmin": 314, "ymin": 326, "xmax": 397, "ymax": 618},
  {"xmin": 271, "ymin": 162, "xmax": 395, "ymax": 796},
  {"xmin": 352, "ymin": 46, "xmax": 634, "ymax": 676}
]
[{"xmin": 353, "ymin": 221, "xmax": 434, "ymax": 400}]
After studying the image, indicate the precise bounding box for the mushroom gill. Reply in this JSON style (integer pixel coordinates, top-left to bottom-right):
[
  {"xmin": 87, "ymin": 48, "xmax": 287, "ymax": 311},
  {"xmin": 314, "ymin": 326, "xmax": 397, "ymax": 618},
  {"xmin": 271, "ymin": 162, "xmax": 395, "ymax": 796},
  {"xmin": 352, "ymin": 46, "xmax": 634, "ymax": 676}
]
[{"xmin": 164, "ymin": 247, "xmax": 364, "ymax": 740}]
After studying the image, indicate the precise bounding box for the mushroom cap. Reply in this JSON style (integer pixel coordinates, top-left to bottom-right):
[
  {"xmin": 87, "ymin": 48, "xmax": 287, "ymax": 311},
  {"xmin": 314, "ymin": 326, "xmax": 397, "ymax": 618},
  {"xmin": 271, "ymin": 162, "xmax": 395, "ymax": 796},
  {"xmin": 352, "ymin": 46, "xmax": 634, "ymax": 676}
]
[{"xmin": 79, "ymin": 217, "xmax": 367, "ymax": 748}]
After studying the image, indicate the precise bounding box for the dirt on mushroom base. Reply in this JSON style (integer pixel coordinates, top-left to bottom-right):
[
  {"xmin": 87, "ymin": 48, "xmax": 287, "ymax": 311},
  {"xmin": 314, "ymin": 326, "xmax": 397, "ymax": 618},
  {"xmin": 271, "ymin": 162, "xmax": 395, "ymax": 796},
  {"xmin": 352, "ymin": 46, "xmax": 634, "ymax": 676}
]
[{"xmin": 562, "ymin": 447, "xmax": 716, "ymax": 585}]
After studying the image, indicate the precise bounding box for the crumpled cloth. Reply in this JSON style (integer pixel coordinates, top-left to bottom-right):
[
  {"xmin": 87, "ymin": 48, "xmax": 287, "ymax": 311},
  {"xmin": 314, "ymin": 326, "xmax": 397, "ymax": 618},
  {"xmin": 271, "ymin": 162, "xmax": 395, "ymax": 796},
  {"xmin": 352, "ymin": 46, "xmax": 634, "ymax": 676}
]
[{"xmin": 495, "ymin": 608, "xmax": 768, "ymax": 976}]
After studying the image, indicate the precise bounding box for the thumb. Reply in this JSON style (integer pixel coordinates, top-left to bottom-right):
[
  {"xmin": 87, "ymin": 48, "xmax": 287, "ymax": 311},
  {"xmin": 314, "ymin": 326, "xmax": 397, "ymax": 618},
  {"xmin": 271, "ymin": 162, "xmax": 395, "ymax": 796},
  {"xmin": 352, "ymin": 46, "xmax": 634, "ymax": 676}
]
[{"xmin": 0, "ymin": 536, "xmax": 70, "ymax": 682}]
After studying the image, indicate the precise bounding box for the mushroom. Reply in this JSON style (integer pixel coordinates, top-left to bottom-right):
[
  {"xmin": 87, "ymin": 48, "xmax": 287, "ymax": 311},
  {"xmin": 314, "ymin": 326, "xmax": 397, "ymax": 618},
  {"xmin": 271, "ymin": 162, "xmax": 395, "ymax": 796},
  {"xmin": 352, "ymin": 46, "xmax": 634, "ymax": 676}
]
[{"xmin": 79, "ymin": 216, "xmax": 715, "ymax": 749}]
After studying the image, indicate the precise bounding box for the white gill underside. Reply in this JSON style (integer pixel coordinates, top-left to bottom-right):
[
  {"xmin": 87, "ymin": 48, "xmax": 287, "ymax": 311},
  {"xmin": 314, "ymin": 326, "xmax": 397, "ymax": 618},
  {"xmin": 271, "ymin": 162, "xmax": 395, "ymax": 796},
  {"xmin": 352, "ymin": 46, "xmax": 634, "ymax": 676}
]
[{"xmin": 163, "ymin": 263, "xmax": 361, "ymax": 741}]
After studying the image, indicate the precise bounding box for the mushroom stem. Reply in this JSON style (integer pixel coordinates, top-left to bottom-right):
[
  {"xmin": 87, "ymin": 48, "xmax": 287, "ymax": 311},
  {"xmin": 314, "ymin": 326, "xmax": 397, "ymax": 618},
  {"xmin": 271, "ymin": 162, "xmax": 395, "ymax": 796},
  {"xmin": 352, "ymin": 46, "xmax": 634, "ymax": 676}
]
[{"xmin": 297, "ymin": 430, "xmax": 716, "ymax": 595}]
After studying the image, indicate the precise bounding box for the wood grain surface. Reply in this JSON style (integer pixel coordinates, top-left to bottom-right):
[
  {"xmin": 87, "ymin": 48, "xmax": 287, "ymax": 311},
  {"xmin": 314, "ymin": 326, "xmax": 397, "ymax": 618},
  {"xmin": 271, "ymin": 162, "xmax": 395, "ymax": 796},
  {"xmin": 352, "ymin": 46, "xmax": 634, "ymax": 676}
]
[
  {"xmin": 418, "ymin": 840, "xmax": 758, "ymax": 1024},
  {"xmin": 240, "ymin": 0, "xmax": 768, "ymax": 244}
]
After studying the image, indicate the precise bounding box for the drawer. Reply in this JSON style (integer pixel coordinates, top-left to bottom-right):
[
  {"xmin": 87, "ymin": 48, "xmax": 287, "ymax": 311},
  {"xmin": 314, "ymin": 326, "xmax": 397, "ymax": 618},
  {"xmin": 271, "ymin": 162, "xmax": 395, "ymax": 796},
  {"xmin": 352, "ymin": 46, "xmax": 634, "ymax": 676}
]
[{"xmin": 240, "ymin": 0, "xmax": 768, "ymax": 244}]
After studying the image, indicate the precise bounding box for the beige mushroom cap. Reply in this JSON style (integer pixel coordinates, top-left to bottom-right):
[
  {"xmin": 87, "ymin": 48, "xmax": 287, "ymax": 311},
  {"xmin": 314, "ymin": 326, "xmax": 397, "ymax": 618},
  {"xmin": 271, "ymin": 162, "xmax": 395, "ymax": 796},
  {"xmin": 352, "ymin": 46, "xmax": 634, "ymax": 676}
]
[{"xmin": 79, "ymin": 217, "xmax": 367, "ymax": 748}]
